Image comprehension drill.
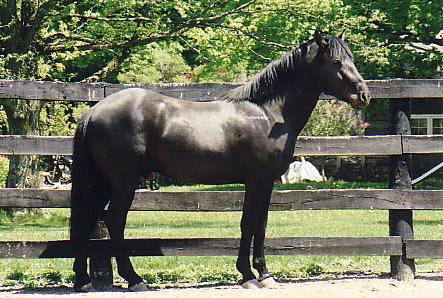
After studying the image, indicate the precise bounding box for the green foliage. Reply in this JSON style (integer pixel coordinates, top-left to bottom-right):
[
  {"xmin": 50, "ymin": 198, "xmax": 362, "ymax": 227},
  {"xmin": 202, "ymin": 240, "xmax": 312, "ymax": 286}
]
[
  {"xmin": 0, "ymin": 208, "xmax": 11, "ymax": 224},
  {"xmin": 117, "ymin": 43, "xmax": 191, "ymax": 83},
  {"xmin": 39, "ymin": 102, "xmax": 88, "ymax": 137},
  {"xmin": 0, "ymin": 156, "xmax": 9, "ymax": 187},
  {"xmin": 6, "ymin": 270, "xmax": 26, "ymax": 282},
  {"xmin": 302, "ymin": 263, "xmax": 324, "ymax": 277},
  {"xmin": 40, "ymin": 270, "xmax": 63, "ymax": 284},
  {"xmin": 2, "ymin": 0, "xmax": 442, "ymax": 82},
  {"xmin": 2, "ymin": 266, "xmax": 67, "ymax": 288},
  {"xmin": 301, "ymin": 100, "xmax": 367, "ymax": 136},
  {"xmin": 341, "ymin": 0, "xmax": 443, "ymax": 78}
]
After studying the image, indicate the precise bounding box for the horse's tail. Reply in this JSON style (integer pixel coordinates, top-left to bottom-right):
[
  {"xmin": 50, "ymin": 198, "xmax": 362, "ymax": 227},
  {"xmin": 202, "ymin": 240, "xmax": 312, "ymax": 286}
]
[{"xmin": 70, "ymin": 108, "xmax": 96, "ymax": 243}]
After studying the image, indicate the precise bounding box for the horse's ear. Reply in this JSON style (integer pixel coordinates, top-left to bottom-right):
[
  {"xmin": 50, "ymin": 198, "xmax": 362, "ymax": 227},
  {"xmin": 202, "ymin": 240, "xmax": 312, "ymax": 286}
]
[
  {"xmin": 314, "ymin": 30, "xmax": 327, "ymax": 50},
  {"xmin": 338, "ymin": 30, "xmax": 345, "ymax": 40}
]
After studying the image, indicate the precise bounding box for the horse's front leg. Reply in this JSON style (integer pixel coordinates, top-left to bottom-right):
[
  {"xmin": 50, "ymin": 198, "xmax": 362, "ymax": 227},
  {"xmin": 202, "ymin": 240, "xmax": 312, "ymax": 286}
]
[
  {"xmin": 237, "ymin": 180, "xmax": 274, "ymax": 289},
  {"xmin": 252, "ymin": 182, "xmax": 279, "ymax": 288}
]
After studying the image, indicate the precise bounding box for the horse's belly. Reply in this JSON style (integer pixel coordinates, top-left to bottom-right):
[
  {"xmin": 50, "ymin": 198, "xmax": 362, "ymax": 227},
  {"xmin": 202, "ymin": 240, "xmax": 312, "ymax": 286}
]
[
  {"xmin": 156, "ymin": 158, "xmax": 242, "ymax": 184},
  {"xmin": 150, "ymin": 140, "xmax": 242, "ymax": 184}
]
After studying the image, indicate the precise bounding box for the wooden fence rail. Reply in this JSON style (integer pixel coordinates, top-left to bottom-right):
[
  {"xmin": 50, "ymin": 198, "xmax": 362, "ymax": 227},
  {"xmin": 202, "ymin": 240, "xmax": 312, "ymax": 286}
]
[
  {"xmin": 0, "ymin": 237, "xmax": 403, "ymax": 259},
  {"xmin": 0, "ymin": 79, "xmax": 442, "ymax": 286},
  {"xmin": 1, "ymin": 134, "xmax": 443, "ymax": 156},
  {"xmin": 1, "ymin": 79, "xmax": 443, "ymax": 102},
  {"xmin": 1, "ymin": 188, "xmax": 443, "ymax": 211}
]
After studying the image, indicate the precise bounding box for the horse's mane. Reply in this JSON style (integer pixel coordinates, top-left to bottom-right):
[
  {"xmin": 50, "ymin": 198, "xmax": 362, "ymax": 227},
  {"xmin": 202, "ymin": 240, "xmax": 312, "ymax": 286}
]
[{"xmin": 221, "ymin": 37, "xmax": 352, "ymax": 104}]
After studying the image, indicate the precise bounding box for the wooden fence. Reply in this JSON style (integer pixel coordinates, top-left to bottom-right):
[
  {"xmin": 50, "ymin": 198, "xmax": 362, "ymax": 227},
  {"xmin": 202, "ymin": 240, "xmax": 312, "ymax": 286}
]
[{"xmin": 0, "ymin": 79, "xmax": 443, "ymax": 285}]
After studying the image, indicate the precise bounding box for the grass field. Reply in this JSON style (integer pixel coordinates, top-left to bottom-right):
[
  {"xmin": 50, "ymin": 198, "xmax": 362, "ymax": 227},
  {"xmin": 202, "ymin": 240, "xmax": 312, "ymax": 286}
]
[{"xmin": 0, "ymin": 179, "xmax": 442, "ymax": 289}]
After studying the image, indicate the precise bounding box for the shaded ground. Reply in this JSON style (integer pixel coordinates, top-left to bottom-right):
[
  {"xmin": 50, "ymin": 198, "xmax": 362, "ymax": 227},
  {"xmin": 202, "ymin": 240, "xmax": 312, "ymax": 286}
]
[{"xmin": 2, "ymin": 273, "xmax": 443, "ymax": 298}]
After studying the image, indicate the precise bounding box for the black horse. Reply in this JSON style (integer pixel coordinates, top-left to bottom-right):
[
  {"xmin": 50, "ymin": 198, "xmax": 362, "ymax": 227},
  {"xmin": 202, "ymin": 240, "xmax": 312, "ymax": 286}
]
[{"xmin": 70, "ymin": 31, "xmax": 370, "ymax": 291}]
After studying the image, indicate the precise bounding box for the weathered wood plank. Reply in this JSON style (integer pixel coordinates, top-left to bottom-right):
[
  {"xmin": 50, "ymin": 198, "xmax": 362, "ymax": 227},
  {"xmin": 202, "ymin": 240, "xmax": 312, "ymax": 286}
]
[
  {"xmin": 0, "ymin": 80, "xmax": 105, "ymax": 101},
  {"xmin": 1, "ymin": 188, "xmax": 443, "ymax": 210},
  {"xmin": 367, "ymin": 79, "xmax": 443, "ymax": 99},
  {"xmin": 0, "ymin": 135, "xmax": 407, "ymax": 156},
  {"xmin": 0, "ymin": 236, "xmax": 402, "ymax": 259},
  {"xmin": 1, "ymin": 79, "xmax": 443, "ymax": 102},
  {"xmin": 0, "ymin": 188, "xmax": 70, "ymax": 208},
  {"xmin": 0, "ymin": 135, "xmax": 73, "ymax": 155},
  {"xmin": 1, "ymin": 134, "xmax": 443, "ymax": 156},
  {"xmin": 294, "ymin": 135, "xmax": 403, "ymax": 156},
  {"xmin": 405, "ymin": 240, "xmax": 443, "ymax": 259},
  {"xmin": 104, "ymin": 83, "xmax": 239, "ymax": 102},
  {"xmin": 402, "ymin": 135, "xmax": 443, "ymax": 154}
]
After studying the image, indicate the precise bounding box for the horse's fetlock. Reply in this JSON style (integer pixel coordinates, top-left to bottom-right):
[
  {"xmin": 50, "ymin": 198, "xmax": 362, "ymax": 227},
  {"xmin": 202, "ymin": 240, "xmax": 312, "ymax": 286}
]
[{"xmin": 252, "ymin": 257, "xmax": 264, "ymax": 269}]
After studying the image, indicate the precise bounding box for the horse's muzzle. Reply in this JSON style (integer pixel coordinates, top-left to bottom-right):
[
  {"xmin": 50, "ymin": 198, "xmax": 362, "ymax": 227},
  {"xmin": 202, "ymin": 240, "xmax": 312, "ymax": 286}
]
[
  {"xmin": 348, "ymin": 90, "xmax": 370, "ymax": 109},
  {"xmin": 358, "ymin": 91, "xmax": 371, "ymax": 106},
  {"xmin": 348, "ymin": 83, "xmax": 371, "ymax": 109}
]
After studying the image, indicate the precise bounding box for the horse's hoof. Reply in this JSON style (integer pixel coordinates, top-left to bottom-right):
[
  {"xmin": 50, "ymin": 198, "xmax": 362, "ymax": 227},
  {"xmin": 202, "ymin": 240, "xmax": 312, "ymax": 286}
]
[
  {"xmin": 241, "ymin": 279, "xmax": 264, "ymax": 289},
  {"xmin": 129, "ymin": 281, "xmax": 149, "ymax": 292},
  {"xmin": 259, "ymin": 276, "xmax": 279, "ymax": 288},
  {"xmin": 74, "ymin": 282, "xmax": 94, "ymax": 292}
]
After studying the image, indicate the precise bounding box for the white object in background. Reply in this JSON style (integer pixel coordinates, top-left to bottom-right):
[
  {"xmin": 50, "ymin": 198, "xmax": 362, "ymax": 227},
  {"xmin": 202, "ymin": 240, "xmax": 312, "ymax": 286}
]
[
  {"xmin": 281, "ymin": 157, "xmax": 324, "ymax": 183},
  {"xmin": 412, "ymin": 160, "xmax": 443, "ymax": 185}
]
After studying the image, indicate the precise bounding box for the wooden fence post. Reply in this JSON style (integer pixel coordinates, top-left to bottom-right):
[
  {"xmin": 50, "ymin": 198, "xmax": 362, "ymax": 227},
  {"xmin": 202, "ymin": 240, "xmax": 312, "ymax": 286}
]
[
  {"xmin": 388, "ymin": 98, "xmax": 415, "ymax": 281},
  {"xmin": 89, "ymin": 218, "xmax": 113, "ymax": 290}
]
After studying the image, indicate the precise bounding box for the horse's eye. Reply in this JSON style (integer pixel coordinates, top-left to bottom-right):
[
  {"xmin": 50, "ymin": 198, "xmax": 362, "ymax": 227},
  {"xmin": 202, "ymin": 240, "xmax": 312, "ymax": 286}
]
[{"xmin": 333, "ymin": 60, "xmax": 343, "ymax": 67}]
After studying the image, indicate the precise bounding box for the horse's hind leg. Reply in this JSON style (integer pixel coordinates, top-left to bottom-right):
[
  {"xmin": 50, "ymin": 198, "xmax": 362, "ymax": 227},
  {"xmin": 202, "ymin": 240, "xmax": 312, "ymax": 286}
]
[
  {"xmin": 104, "ymin": 182, "xmax": 146, "ymax": 291},
  {"xmin": 72, "ymin": 186, "xmax": 108, "ymax": 291}
]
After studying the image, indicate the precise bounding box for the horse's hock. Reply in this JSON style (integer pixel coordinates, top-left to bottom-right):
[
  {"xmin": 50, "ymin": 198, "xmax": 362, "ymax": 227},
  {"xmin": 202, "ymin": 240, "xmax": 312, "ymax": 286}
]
[{"xmin": 0, "ymin": 79, "xmax": 443, "ymax": 288}]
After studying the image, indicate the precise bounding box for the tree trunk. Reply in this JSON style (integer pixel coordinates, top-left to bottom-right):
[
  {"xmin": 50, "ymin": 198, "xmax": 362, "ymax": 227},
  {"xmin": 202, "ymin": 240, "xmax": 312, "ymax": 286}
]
[{"xmin": 2, "ymin": 99, "xmax": 43, "ymax": 188}]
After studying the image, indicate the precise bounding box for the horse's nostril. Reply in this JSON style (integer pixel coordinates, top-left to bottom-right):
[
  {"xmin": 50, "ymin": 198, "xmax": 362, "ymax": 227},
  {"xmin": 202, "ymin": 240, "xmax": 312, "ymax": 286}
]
[
  {"xmin": 361, "ymin": 93, "xmax": 367, "ymax": 102},
  {"xmin": 360, "ymin": 92, "xmax": 369, "ymax": 103}
]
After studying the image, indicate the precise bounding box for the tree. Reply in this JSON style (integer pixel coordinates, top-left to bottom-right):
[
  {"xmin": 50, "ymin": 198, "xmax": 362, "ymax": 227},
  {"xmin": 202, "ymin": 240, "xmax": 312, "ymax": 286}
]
[{"xmin": 0, "ymin": 0, "xmax": 276, "ymax": 186}]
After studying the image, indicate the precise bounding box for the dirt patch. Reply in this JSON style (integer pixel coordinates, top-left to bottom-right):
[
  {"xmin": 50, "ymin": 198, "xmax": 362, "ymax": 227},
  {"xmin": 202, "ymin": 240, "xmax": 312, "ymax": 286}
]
[{"xmin": 2, "ymin": 273, "xmax": 443, "ymax": 298}]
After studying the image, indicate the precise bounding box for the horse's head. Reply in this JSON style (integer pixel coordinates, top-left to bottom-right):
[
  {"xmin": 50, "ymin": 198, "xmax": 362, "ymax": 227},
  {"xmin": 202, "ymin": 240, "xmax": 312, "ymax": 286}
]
[{"xmin": 311, "ymin": 30, "xmax": 371, "ymax": 109}]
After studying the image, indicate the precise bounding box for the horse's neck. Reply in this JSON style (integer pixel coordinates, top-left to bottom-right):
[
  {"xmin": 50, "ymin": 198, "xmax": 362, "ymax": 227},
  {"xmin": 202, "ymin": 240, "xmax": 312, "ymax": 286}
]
[{"xmin": 263, "ymin": 82, "xmax": 320, "ymax": 136}]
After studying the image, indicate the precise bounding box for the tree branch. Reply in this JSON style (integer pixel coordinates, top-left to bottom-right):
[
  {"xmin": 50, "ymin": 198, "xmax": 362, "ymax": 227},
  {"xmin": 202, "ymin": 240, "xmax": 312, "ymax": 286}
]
[
  {"xmin": 66, "ymin": 13, "xmax": 154, "ymax": 22},
  {"xmin": 81, "ymin": 48, "xmax": 131, "ymax": 82},
  {"xmin": 177, "ymin": 35, "xmax": 209, "ymax": 61},
  {"xmin": 248, "ymin": 47, "xmax": 272, "ymax": 61},
  {"xmin": 194, "ymin": 0, "xmax": 256, "ymax": 23},
  {"xmin": 194, "ymin": 22, "xmax": 293, "ymax": 50},
  {"xmin": 44, "ymin": 26, "xmax": 190, "ymax": 52},
  {"xmin": 367, "ymin": 20, "xmax": 443, "ymax": 46}
]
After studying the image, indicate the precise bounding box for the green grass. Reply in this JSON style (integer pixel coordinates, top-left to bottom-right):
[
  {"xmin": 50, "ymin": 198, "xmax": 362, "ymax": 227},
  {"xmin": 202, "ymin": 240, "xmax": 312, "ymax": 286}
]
[
  {"xmin": 159, "ymin": 181, "xmax": 387, "ymax": 192},
  {"xmin": 1, "ymin": 179, "xmax": 443, "ymax": 288},
  {"xmin": 414, "ymin": 177, "xmax": 443, "ymax": 190}
]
